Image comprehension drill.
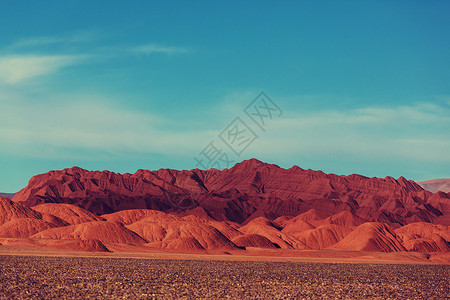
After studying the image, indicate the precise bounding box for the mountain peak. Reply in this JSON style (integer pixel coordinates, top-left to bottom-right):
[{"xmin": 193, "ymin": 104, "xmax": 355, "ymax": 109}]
[
  {"xmin": 232, "ymin": 158, "xmax": 279, "ymax": 170},
  {"xmin": 71, "ymin": 166, "xmax": 85, "ymax": 171}
]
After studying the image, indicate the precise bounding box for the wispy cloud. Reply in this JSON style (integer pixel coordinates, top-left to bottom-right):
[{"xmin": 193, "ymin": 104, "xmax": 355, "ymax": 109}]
[
  {"xmin": 0, "ymin": 93, "xmax": 214, "ymax": 160},
  {"xmin": 133, "ymin": 43, "xmax": 191, "ymax": 55},
  {"xmin": 0, "ymin": 55, "xmax": 88, "ymax": 84},
  {"xmin": 0, "ymin": 32, "xmax": 192, "ymax": 84},
  {"xmin": 252, "ymin": 102, "xmax": 450, "ymax": 164},
  {"xmin": 4, "ymin": 30, "xmax": 100, "ymax": 50},
  {"xmin": 1, "ymin": 84, "xmax": 448, "ymax": 171}
]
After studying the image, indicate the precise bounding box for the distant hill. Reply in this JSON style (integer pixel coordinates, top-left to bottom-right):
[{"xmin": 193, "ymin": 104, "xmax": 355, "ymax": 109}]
[
  {"xmin": 0, "ymin": 193, "xmax": 16, "ymax": 199},
  {"xmin": 419, "ymin": 179, "xmax": 450, "ymax": 193}
]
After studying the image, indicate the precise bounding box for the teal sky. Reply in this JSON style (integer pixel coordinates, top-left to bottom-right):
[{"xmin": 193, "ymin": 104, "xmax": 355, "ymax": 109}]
[{"xmin": 1, "ymin": 1, "xmax": 449, "ymax": 192}]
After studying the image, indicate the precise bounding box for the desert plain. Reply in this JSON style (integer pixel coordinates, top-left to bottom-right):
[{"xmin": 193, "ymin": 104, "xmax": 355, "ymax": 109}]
[{"xmin": 0, "ymin": 252, "xmax": 449, "ymax": 299}]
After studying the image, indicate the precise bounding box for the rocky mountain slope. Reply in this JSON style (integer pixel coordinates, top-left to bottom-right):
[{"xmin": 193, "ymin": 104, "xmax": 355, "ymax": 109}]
[
  {"xmin": 0, "ymin": 193, "xmax": 16, "ymax": 199},
  {"xmin": 0, "ymin": 159, "xmax": 448, "ymax": 258},
  {"xmin": 0, "ymin": 196, "xmax": 448, "ymax": 256},
  {"xmin": 12, "ymin": 159, "xmax": 449, "ymax": 226}
]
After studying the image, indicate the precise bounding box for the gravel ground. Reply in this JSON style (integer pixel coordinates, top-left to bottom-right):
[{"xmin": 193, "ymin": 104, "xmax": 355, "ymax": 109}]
[{"xmin": 0, "ymin": 255, "xmax": 448, "ymax": 299}]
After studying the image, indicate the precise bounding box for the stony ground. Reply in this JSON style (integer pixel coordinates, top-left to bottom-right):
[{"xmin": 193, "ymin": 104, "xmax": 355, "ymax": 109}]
[{"xmin": 0, "ymin": 255, "xmax": 448, "ymax": 299}]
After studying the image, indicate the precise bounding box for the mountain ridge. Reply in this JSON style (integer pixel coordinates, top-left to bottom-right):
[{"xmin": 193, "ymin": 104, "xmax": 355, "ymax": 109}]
[
  {"xmin": 11, "ymin": 159, "xmax": 448, "ymax": 227},
  {"xmin": 1, "ymin": 159, "xmax": 449, "ymax": 259}
]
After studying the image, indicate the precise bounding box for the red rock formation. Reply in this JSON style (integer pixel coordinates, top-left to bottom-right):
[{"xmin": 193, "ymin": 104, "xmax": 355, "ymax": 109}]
[
  {"xmin": 284, "ymin": 209, "xmax": 331, "ymax": 227},
  {"xmin": 39, "ymin": 239, "xmax": 110, "ymax": 252},
  {"xmin": 239, "ymin": 217, "xmax": 308, "ymax": 249},
  {"xmin": 32, "ymin": 203, "xmax": 103, "ymax": 225},
  {"xmin": 322, "ymin": 211, "xmax": 366, "ymax": 228},
  {"xmin": 2, "ymin": 160, "xmax": 449, "ymax": 255},
  {"xmin": 102, "ymin": 209, "xmax": 168, "ymax": 225},
  {"xmin": 31, "ymin": 221, "xmax": 147, "ymax": 244},
  {"xmin": 0, "ymin": 193, "xmax": 15, "ymax": 200},
  {"xmin": 207, "ymin": 220, "xmax": 242, "ymax": 240},
  {"xmin": 330, "ymin": 222, "xmax": 406, "ymax": 252},
  {"xmin": 126, "ymin": 214, "xmax": 238, "ymax": 250},
  {"xmin": 164, "ymin": 237, "xmax": 205, "ymax": 251},
  {"xmin": 395, "ymin": 222, "xmax": 450, "ymax": 252},
  {"xmin": 0, "ymin": 196, "xmax": 41, "ymax": 225},
  {"xmin": 77, "ymin": 239, "xmax": 110, "ymax": 252},
  {"xmin": 281, "ymin": 218, "xmax": 315, "ymax": 235},
  {"xmin": 0, "ymin": 201, "xmax": 447, "ymax": 254},
  {"xmin": 12, "ymin": 159, "xmax": 444, "ymax": 227},
  {"xmin": 0, "ymin": 218, "xmax": 56, "ymax": 238},
  {"xmin": 232, "ymin": 234, "xmax": 278, "ymax": 249},
  {"xmin": 293, "ymin": 224, "xmax": 353, "ymax": 249}
]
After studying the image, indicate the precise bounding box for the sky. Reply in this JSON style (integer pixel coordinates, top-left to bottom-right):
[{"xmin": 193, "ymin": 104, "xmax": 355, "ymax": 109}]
[{"xmin": 0, "ymin": 1, "xmax": 449, "ymax": 192}]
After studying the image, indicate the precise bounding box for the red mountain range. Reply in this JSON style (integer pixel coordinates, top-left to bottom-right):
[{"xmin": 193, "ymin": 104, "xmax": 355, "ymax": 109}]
[{"xmin": 1, "ymin": 159, "xmax": 448, "ymax": 261}]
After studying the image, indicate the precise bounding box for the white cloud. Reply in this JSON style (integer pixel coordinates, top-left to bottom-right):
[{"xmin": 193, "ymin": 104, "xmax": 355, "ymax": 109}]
[
  {"xmin": 250, "ymin": 102, "xmax": 450, "ymax": 164},
  {"xmin": 0, "ymin": 94, "xmax": 215, "ymax": 160},
  {"xmin": 0, "ymin": 84, "xmax": 449, "ymax": 179},
  {"xmin": 0, "ymin": 35, "xmax": 198, "ymax": 158},
  {"xmin": 133, "ymin": 43, "xmax": 190, "ymax": 55},
  {"xmin": 0, "ymin": 55, "xmax": 87, "ymax": 84},
  {"xmin": 0, "ymin": 34, "xmax": 191, "ymax": 86},
  {"xmin": 5, "ymin": 30, "xmax": 100, "ymax": 50}
]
